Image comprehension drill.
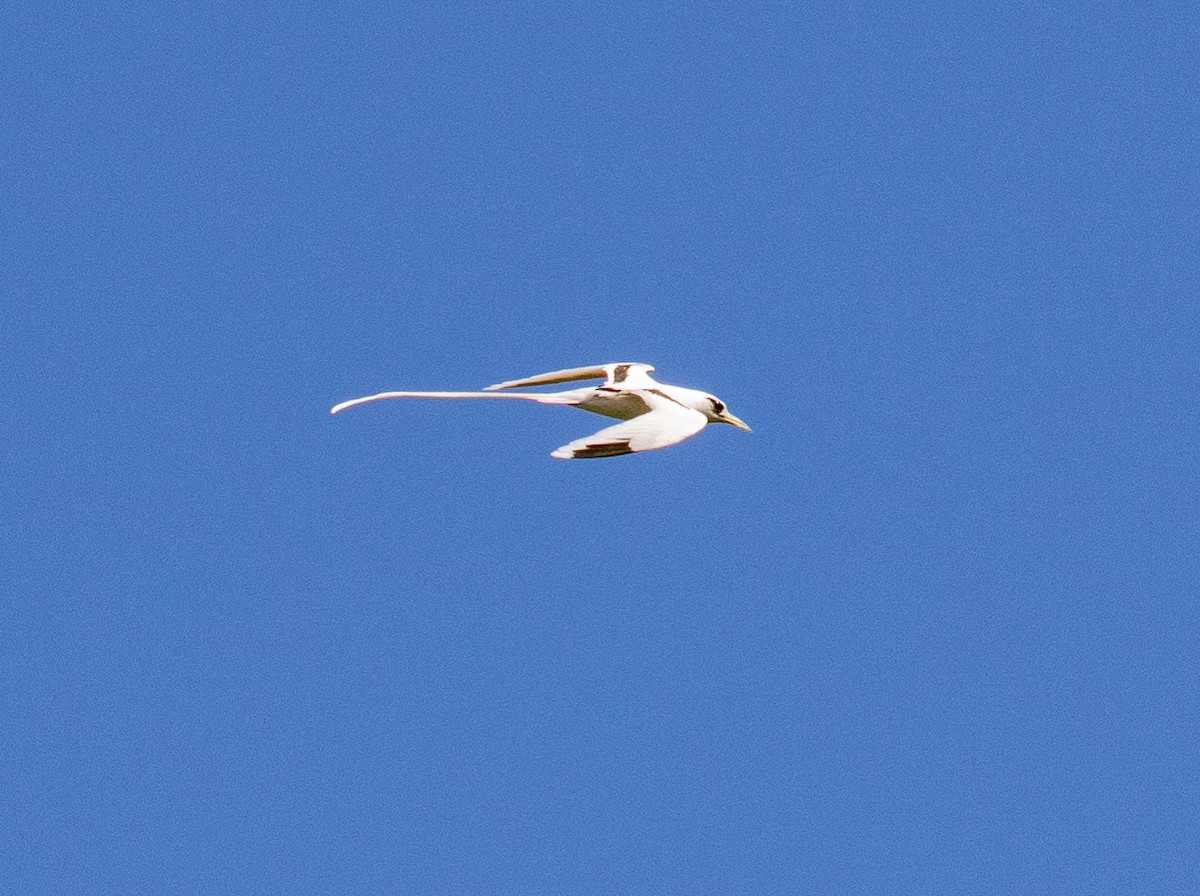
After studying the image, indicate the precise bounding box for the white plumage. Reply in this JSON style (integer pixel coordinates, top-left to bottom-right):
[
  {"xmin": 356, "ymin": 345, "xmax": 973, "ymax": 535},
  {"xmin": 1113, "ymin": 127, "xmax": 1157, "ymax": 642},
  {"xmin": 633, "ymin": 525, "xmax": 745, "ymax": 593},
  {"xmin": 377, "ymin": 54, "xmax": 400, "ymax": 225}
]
[{"xmin": 330, "ymin": 362, "xmax": 750, "ymax": 459}]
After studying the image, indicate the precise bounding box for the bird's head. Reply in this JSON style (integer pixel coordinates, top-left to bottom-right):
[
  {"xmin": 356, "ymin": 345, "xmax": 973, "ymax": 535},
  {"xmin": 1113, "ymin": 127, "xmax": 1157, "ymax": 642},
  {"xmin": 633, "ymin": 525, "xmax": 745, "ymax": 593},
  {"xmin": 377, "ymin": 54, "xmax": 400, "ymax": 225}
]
[{"xmin": 706, "ymin": 396, "xmax": 752, "ymax": 431}]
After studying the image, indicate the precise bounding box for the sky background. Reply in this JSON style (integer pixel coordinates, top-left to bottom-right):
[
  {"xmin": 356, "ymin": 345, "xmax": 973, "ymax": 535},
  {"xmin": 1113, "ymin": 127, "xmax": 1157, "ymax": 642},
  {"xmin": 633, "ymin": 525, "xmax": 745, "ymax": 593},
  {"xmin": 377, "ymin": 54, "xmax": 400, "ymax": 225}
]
[{"xmin": 5, "ymin": 3, "xmax": 1199, "ymax": 893}]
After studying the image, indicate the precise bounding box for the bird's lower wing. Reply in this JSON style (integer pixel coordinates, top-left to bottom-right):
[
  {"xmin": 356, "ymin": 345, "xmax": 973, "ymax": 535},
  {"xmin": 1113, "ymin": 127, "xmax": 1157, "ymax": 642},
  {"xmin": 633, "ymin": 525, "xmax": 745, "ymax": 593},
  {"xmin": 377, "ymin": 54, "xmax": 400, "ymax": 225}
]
[
  {"xmin": 551, "ymin": 395, "xmax": 708, "ymax": 459},
  {"xmin": 485, "ymin": 362, "xmax": 655, "ymax": 391}
]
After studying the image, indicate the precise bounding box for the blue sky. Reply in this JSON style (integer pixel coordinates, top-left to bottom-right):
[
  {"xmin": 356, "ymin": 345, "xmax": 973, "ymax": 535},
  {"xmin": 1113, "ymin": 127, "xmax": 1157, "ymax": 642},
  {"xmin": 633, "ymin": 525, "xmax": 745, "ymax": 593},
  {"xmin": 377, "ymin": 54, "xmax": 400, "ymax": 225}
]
[{"xmin": 5, "ymin": 3, "xmax": 1198, "ymax": 893}]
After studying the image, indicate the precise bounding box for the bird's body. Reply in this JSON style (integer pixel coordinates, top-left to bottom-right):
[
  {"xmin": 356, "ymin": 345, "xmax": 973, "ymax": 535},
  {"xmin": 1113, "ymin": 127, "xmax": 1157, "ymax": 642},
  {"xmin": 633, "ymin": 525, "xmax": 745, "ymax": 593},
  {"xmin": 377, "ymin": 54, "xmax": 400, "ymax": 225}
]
[{"xmin": 330, "ymin": 362, "xmax": 750, "ymax": 459}]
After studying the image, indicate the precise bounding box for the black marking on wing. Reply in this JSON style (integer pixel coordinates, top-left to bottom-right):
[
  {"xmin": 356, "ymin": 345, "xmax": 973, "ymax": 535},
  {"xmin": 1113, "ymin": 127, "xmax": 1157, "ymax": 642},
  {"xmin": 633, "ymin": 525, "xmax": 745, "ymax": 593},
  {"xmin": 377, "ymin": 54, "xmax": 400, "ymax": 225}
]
[
  {"xmin": 648, "ymin": 388, "xmax": 690, "ymax": 408},
  {"xmin": 611, "ymin": 364, "xmax": 632, "ymax": 383},
  {"xmin": 570, "ymin": 440, "xmax": 634, "ymax": 458}
]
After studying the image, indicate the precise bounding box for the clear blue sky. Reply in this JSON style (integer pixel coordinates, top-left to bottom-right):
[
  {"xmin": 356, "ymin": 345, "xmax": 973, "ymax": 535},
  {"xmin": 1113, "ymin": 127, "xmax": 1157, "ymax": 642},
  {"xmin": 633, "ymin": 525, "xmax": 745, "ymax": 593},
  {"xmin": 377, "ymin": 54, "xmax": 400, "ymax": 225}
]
[{"xmin": 6, "ymin": 3, "xmax": 1198, "ymax": 893}]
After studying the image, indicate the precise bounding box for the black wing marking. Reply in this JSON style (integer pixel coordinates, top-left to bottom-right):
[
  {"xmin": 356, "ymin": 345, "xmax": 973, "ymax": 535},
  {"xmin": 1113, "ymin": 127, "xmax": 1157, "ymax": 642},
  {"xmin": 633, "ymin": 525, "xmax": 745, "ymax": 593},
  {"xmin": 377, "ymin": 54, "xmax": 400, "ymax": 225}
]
[{"xmin": 566, "ymin": 440, "xmax": 634, "ymax": 459}]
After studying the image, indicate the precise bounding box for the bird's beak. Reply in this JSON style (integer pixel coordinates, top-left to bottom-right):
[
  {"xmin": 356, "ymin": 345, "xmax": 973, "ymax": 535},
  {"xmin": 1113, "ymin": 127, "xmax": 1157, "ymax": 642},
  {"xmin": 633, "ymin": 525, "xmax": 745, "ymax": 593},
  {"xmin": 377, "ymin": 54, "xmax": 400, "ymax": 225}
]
[{"xmin": 722, "ymin": 411, "xmax": 752, "ymax": 432}]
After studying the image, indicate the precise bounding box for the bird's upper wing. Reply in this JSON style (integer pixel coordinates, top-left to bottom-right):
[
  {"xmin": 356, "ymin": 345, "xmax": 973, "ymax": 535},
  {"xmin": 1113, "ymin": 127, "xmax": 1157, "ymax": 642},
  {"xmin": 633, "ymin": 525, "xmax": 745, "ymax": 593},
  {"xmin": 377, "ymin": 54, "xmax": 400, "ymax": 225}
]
[
  {"xmin": 550, "ymin": 390, "xmax": 708, "ymax": 459},
  {"xmin": 484, "ymin": 362, "xmax": 655, "ymax": 391}
]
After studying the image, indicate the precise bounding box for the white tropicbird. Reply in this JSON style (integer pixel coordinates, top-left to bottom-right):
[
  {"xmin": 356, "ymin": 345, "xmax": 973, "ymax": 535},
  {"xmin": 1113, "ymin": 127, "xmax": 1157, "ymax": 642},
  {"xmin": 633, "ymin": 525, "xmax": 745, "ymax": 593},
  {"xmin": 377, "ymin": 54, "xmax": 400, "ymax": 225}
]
[{"xmin": 330, "ymin": 362, "xmax": 751, "ymax": 459}]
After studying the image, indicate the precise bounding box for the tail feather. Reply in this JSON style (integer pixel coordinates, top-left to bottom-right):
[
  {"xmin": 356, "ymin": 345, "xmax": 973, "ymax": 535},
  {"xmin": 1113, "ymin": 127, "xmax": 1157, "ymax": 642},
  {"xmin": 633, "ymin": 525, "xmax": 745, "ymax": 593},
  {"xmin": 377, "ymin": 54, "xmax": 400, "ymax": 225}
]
[{"xmin": 331, "ymin": 390, "xmax": 571, "ymax": 415}]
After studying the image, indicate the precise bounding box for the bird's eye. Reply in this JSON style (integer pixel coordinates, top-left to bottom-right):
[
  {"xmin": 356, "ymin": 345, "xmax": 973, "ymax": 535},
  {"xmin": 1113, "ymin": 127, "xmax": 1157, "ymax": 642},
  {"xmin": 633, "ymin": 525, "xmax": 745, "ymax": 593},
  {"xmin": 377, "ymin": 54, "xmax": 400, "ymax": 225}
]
[{"xmin": 712, "ymin": 400, "xmax": 725, "ymax": 413}]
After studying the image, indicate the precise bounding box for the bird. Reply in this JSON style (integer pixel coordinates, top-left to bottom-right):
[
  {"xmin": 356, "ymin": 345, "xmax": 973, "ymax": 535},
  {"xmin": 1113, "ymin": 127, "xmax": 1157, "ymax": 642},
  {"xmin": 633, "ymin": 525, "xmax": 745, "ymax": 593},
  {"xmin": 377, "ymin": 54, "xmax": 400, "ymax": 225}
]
[{"xmin": 330, "ymin": 362, "xmax": 751, "ymax": 459}]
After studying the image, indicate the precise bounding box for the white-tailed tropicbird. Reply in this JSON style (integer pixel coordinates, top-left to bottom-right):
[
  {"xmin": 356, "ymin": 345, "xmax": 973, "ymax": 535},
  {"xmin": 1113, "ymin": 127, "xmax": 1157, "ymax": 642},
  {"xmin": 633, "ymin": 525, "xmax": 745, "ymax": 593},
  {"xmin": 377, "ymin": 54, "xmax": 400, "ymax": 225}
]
[{"xmin": 330, "ymin": 362, "xmax": 751, "ymax": 459}]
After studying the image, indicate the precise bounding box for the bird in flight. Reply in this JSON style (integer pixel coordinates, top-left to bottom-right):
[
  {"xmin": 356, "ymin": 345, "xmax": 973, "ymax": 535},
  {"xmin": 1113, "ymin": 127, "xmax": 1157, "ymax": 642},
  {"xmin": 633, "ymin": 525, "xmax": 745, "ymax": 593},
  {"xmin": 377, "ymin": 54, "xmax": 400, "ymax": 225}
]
[{"xmin": 330, "ymin": 362, "xmax": 751, "ymax": 459}]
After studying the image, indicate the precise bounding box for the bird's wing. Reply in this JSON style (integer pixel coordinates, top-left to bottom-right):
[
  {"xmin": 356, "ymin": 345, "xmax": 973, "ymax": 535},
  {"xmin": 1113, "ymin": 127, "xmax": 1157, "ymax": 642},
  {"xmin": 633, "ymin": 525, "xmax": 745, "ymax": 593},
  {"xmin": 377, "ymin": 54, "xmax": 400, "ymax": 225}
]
[
  {"xmin": 484, "ymin": 362, "xmax": 655, "ymax": 391},
  {"xmin": 551, "ymin": 391, "xmax": 708, "ymax": 459}
]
